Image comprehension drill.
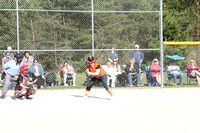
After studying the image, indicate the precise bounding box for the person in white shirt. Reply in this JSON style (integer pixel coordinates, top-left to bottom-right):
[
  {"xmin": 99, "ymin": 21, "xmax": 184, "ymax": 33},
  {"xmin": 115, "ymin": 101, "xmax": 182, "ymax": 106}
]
[
  {"xmin": 103, "ymin": 62, "xmax": 116, "ymax": 87},
  {"xmin": 167, "ymin": 60, "xmax": 183, "ymax": 86}
]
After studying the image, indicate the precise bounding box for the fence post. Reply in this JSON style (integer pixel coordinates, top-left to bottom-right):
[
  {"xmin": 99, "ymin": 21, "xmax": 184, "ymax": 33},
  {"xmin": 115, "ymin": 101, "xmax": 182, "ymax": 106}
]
[{"xmin": 16, "ymin": 0, "xmax": 19, "ymax": 53}]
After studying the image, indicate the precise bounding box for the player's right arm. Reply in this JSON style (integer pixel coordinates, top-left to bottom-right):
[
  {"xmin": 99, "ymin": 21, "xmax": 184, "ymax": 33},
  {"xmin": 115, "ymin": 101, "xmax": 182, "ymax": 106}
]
[{"xmin": 87, "ymin": 69, "xmax": 100, "ymax": 76}]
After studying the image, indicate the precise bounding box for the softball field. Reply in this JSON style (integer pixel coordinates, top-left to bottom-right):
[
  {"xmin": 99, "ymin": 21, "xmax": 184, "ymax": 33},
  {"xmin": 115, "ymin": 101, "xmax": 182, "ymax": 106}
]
[{"xmin": 0, "ymin": 87, "xmax": 200, "ymax": 133}]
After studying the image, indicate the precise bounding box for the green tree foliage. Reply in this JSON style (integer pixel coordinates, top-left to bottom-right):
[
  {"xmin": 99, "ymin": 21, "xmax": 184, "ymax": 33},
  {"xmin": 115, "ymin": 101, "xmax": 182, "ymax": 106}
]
[
  {"xmin": 163, "ymin": 0, "xmax": 199, "ymax": 68},
  {"xmin": 0, "ymin": 0, "xmax": 198, "ymax": 72}
]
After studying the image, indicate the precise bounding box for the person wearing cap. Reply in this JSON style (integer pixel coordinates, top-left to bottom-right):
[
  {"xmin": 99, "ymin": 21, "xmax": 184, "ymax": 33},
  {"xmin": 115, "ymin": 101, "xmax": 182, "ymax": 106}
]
[
  {"xmin": 85, "ymin": 56, "xmax": 113, "ymax": 98},
  {"xmin": 150, "ymin": 58, "xmax": 161, "ymax": 85},
  {"xmin": 3, "ymin": 46, "xmax": 14, "ymax": 59},
  {"xmin": 125, "ymin": 58, "xmax": 143, "ymax": 86},
  {"xmin": 130, "ymin": 44, "xmax": 144, "ymax": 68},
  {"xmin": 1, "ymin": 53, "xmax": 23, "ymax": 99},
  {"xmin": 167, "ymin": 60, "xmax": 183, "ymax": 86}
]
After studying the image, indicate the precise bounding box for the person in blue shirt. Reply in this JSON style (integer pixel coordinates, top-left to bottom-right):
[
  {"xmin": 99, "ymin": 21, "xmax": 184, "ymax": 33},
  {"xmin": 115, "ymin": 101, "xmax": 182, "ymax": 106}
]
[
  {"xmin": 129, "ymin": 44, "xmax": 144, "ymax": 68},
  {"xmin": 167, "ymin": 60, "xmax": 184, "ymax": 86},
  {"xmin": 1, "ymin": 53, "xmax": 23, "ymax": 99}
]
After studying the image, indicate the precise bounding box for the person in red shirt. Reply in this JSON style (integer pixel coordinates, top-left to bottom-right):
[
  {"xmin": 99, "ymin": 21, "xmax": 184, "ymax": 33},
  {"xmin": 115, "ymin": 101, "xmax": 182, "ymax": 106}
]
[
  {"xmin": 150, "ymin": 58, "xmax": 161, "ymax": 85},
  {"xmin": 187, "ymin": 60, "xmax": 200, "ymax": 85},
  {"xmin": 85, "ymin": 56, "xmax": 113, "ymax": 98}
]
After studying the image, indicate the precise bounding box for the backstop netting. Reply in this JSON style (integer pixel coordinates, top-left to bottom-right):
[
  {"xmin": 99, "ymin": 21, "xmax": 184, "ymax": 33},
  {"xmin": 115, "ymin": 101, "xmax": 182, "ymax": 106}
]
[{"xmin": 0, "ymin": 0, "xmax": 162, "ymax": 87}]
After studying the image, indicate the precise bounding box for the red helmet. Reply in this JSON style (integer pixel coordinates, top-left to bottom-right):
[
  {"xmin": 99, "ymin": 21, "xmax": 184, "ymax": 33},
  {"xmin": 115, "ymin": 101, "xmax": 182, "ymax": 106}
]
[
  {"xmin": 87, "ymin": 56, "xmax": 95, "ymax": 63},
  {"xmin": 20, "ymin": 65, "xmax": 29, "ymax": 77}
]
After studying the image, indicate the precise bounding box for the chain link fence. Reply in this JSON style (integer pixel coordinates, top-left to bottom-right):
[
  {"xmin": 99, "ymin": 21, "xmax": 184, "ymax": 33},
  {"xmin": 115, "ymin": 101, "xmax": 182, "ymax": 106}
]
[{"xmin": 0, "ymin": 0, "xmax": 163, "ymax": 88}]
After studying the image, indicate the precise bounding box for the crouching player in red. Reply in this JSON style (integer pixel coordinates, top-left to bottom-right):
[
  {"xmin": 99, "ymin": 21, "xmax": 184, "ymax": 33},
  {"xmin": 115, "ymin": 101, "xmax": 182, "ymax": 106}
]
[
  {"xmin": 14, "ymin": 65, "xmax": 38, "ymax": 100},
  {"xmin": 85, "ymin": 56, "xmax": 113, "ymax": 99}
]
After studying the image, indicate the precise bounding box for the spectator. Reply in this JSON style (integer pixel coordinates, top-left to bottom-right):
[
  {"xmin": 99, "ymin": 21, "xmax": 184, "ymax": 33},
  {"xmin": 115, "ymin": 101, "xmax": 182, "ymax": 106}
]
[
  {"xmin": 29, "ymin": 59, "xmax": 45, "ymax": 89},
  {"xmin": 62, "ymin": 60, "xmax": 76, "ymax": 86},
  {"xmin": 107, "ymin": 46, "xmax": 118, "ymax": 63},
  {"xmin": 187, "ymin": 60, "xmax": 200, "ymax": 85},
  {"xmin": 112, "ymin": 59, "xmax": 123, "ymax": 86},
  {"xmin": 125, "ymin": 58, "xmax": 142, "ymax": 86},
  {"xmin": 150, "ymin": 58, "xmax": 161, "ymax": 85},
  {"xmin": 3, "ymin": 46, "xmax": 14, "ymax": 59},
  {"xmin": 104, "ymin": 62, "xmax": 116, "ymax": 87},
  {"xmin": 1, "ymin": 52, "xmax": 13, "ymax": 81},
  {"xmin": 167, "ymin": 60, "xmax": 183, "ymax": 86},
  {"xmin": 1, "ymin": 53, "xmax": 23, "ymax": 99},
  {"xmin": 130, "ymin": 44, "xmax": 144, "ymax": 68},
  {"xmin": 22, "ymin": 51, "xmax": 34, "ymax": 67}
]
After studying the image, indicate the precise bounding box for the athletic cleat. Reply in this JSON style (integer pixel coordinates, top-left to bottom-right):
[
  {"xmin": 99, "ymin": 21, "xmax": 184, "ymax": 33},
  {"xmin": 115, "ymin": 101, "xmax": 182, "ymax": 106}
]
[
  {"xmin": 1, "ymin": 95, "xmax": 5, "ymax": 99},
  {"xmin": 26, "ymin": 96, "xmax": 33, "ymax": 100},
  {"xmin": 109, "ymin": 95, "xmax": 114, "ymax": 100},
  {"xmin": 83, "ymin": 95, "xmax": 88, "ymax": 99},
  {"xmin": 15, "ymin": 96, "xmax": 23, "ymax": 100},
  {"xmin": 64, "ymin": 84, "xmax": 68, "ymax": 87}
]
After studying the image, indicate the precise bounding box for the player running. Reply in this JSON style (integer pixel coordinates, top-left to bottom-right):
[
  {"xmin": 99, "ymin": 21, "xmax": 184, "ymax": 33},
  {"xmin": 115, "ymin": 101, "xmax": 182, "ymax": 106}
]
[
  {"xmin": 14, "ymin": 65, "xmax": 38, "ymax": 100},
  {"xmin": 84, "ymin": 56, "xmax": 113, "ymax": 99}
]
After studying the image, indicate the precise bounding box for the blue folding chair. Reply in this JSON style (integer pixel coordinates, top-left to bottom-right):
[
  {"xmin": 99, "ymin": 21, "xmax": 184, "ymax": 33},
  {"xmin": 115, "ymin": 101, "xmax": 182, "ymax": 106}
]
[
  {"xmin": 167, "ymin": 65, "xmax": 185, "ymax": 85},
  {"xmin": 145, "ymin": 66, "xmax": 158, "ymax": 86}
]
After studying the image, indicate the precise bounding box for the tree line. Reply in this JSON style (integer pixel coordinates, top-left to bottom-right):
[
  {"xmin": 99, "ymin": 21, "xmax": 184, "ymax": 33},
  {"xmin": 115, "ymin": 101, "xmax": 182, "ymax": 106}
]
[{"xmin": 0, "ymin": 0, "xmax": 199, "ymax": 72}]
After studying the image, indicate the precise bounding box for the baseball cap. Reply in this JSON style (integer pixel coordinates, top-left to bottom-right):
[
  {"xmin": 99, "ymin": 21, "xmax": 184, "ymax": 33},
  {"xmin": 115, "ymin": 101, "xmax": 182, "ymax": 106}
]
[
  {"xmin": 87, "ymin": 56, "xmax": 95, "ymax": 63},
  {"xmin": 135, "ymin": 44, "xmax": 139, "ymax": 48},
  {"xmin": 153, "ymin": 58, "xmax": 158, "ymax": 62},
  {"xmin": 7, "ymin": 46, "xmax": 12, "ymax": 51},
  {"xmin": 14, "ymin": 53, "xmax": 23, "ymax": 59}
]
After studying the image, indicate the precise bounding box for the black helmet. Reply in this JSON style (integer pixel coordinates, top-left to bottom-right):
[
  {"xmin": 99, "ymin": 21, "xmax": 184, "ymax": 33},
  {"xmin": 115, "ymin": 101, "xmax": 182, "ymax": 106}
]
[
  {"xmin": 14, "ymin": 53, "xmax": 22, "ymax": 59},
  {"xmin": 87, "ymin": 56, "xmax": 95, "ymax": 63}
]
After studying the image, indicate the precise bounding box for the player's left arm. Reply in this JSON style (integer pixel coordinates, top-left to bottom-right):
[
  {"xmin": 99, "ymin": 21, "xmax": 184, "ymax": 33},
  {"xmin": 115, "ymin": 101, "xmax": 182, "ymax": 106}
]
[{"xmin": 27, "ymin": 78, "xmax": 38, "ymax": 85}]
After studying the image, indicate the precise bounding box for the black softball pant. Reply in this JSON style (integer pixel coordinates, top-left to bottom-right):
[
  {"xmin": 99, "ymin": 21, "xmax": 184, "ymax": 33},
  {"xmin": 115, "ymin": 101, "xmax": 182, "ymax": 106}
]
[{"xmin": 86, "ymin": 74, "xmax": 109, "ymax": 91}]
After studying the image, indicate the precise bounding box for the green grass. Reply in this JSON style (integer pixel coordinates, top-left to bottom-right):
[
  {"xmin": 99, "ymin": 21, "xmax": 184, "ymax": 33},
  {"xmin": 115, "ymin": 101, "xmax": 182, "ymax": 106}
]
[
  {"xmin": 1, "ymin": 72, "xmax": 198, "ymax": 90},
  {"xmin": 50, "ymin": 72, "xmax": 198, "ymax": 89}
]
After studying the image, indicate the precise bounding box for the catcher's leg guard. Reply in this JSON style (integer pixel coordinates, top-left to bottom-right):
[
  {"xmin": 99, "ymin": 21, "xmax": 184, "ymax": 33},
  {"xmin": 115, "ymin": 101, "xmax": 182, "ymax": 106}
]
[
  {"xmin": 28, "ymin": 86, "xmax": 37, "ymax": 95},
  {"xmin": 25, "ymin": 92, "xmax": 31, "ymax": 99},
  {"xmin": 25, "ymin": 86, "xmax": 37, "ymax": 99}
]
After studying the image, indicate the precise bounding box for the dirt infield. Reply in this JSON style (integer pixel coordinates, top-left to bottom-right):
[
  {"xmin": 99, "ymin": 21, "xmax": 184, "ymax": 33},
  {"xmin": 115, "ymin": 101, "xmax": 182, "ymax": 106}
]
[{"xmin": 0, "ymin": 87, "xmax": 200, "ymax": 133}]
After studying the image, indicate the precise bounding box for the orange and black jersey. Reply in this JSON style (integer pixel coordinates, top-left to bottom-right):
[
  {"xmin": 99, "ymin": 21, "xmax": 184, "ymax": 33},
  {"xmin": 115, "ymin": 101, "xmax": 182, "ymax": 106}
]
[{"xmin": 87, "ymin": 62, "xmax": 106, "ymax": 78}]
